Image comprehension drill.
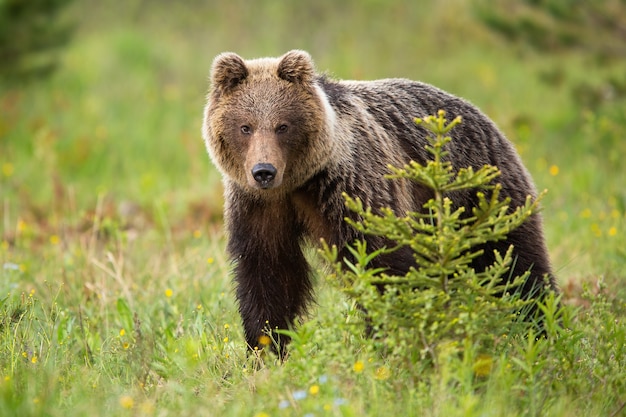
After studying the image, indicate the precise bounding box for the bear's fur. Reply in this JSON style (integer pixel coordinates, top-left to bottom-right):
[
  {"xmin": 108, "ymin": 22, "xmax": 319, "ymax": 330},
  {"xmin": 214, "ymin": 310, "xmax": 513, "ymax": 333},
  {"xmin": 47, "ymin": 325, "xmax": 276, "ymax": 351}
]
[{"xmin": 202, "ymin": 50, "xmax": 558, "ymax": 354}]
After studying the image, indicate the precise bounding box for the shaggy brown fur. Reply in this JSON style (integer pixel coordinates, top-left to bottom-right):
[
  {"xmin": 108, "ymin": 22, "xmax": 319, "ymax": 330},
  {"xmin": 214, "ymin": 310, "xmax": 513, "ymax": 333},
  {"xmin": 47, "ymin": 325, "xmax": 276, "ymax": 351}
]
[{"xmin": 202, "ymin": 50, "xmax": 558, "ymax": 354}]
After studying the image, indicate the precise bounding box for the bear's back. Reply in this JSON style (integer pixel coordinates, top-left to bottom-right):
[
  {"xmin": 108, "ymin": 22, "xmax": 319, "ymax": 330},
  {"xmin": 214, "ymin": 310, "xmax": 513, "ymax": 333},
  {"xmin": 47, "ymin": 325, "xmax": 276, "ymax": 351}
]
[{"xmin": 317, "ymin": 76, "xmax": 536, "ymax": 207}]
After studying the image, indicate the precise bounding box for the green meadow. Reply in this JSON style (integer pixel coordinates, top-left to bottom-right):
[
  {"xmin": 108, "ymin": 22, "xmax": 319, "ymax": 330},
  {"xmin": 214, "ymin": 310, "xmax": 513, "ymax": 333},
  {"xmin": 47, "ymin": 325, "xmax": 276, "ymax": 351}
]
[{"xmin": 1, "ymin": 1, "xmax": 624, "ymax": 416}]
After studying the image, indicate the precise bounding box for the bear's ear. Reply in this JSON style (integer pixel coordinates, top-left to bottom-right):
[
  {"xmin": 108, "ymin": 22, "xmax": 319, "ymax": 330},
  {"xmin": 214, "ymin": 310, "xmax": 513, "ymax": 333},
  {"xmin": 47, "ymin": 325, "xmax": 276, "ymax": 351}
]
[
  {"xmin": 277, "ymin": 50, "xmax": 315, "ymax": 85},
  {"xmin": 211, "ymin": 52, "xmax": 249, "ymax": 93}
]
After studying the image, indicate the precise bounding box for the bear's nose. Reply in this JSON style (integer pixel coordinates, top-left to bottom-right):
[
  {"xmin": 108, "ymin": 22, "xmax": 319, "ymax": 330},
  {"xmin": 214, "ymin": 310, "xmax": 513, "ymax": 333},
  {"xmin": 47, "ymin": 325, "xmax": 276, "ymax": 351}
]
[{"xmin": 251, "ymin": 163, "xmax": 277, "ymax": 188}]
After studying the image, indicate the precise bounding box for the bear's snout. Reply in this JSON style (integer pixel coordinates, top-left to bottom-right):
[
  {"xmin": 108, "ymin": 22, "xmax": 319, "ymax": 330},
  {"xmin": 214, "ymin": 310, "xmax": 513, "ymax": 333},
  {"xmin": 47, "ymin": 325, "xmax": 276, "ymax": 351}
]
[{"xmin": 251, "ymin": 163, "xmax": 278, "ymax": 189}]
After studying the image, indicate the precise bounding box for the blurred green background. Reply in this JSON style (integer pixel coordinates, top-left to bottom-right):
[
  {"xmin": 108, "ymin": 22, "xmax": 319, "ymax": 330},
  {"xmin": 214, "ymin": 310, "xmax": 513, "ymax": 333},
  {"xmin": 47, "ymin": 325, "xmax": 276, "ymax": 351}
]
[
  {"xmin": 0, "ymin": 1, "xmax": 625, "ymax": 415},
  {"xmin": 2, "ymin": 0, "xmax": 626, "ymax": 292}
]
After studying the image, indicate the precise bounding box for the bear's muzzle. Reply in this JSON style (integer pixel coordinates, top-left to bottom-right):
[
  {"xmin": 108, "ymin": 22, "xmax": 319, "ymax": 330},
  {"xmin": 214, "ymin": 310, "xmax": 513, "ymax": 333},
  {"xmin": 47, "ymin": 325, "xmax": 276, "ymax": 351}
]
[{"xmin": 251, "ymin": 163, "xmax": 278, "ymax": 189}]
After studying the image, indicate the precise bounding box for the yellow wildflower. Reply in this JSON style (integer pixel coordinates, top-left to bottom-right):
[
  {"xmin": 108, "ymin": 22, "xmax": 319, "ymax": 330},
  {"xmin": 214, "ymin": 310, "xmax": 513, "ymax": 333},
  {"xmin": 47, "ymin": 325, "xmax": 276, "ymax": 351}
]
[
  {"xmin": 2, "ymin": 163, "xmax": 14, "ymax": 177},
  {"xmin": 258, "ymin": 335, "xmax": 271, "ymax": 346},
  {"xmin": 549, "ymin": 165, "xmax": 559, "ymax": 176},
  {"xmin": 119, "ymin": 395, "xmax": 134, "ymax": 409},
  {"xmin": 374, "ymin": 366, "xmax": 391, "ymax": 380},
  {"xmin": 473, "ymin": 354, "xmax": 493, "ymax": 377},
  {"xmin": 591, "ymin": 223, "xmax": 602, "ymax": 237}
]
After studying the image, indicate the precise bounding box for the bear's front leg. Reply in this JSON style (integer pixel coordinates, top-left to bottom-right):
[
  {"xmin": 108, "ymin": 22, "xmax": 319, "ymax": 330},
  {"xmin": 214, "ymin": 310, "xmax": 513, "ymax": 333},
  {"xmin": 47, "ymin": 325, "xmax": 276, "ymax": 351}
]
[{"xmin": 226, "ymin": 200, "xmax": 312, "ymax": 356}]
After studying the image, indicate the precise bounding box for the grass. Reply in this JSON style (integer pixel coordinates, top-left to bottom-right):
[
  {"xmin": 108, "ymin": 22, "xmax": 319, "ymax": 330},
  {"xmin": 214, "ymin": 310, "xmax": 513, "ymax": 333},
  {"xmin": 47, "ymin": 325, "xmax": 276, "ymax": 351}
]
[{"xmin": 1, "ymin": 1, "xmax": 625, "ymax": 416}]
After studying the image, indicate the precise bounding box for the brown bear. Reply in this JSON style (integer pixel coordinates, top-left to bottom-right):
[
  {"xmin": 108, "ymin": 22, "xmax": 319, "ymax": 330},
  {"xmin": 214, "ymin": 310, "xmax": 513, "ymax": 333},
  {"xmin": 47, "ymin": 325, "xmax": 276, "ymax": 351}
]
[{"xmin": 202, "ymin": 50, "xmax": 558, "ymax": 354}]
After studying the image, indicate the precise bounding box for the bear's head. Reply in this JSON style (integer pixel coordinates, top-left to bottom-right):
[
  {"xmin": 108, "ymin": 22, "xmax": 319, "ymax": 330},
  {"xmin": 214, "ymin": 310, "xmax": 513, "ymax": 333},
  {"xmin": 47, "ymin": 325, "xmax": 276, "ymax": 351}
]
[{"xmin": 202, "ymin": 50, "xmax": 336, "ymax": 195}]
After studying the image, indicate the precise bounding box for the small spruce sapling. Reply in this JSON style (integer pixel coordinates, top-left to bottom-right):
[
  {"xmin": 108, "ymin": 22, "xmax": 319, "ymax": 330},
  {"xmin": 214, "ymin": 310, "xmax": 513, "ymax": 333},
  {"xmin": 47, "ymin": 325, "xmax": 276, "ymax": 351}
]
[{"xmin": 321, "ymin": 110, "xmax": 545, "ymax": 367}]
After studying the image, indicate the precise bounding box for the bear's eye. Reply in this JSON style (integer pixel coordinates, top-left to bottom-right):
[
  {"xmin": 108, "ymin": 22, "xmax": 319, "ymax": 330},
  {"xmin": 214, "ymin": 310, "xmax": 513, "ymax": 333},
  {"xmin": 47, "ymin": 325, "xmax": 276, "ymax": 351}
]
[
  {"xmin": 276, "ymin": 124, "xmax": 288, "ymax": 134},
  {"xmin": 241, "ymin": 125, "xmax": 252, "ymax": 135}
]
